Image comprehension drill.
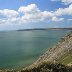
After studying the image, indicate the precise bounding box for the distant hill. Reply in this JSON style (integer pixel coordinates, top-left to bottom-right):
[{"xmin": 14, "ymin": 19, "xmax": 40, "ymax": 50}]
[{"xmin": 17, "ymin": 28, "xmax": 72, "ymax": 31}]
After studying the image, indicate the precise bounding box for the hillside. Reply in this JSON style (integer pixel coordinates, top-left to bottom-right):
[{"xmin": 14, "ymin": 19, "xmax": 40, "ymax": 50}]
[{"xmin": 22, "ymin": 31, "xmax": 72, "ymax": 72}]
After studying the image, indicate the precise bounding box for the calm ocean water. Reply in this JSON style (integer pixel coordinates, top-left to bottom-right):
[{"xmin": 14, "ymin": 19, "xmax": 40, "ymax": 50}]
[{"xmin": 0, "ymin": 30, "xmax": 70, "ymax": 69}]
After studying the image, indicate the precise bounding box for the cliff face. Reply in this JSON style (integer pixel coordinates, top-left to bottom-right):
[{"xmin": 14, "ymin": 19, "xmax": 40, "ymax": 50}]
[{"xmin": 26, "ymin": 31, "xmax": 72, "ymax": 69}]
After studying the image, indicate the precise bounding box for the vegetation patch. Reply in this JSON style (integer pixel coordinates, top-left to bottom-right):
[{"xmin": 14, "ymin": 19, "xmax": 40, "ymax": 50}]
[
  {"xmin": 21, "ymin": 62, "xmax": 72, "ymax": 72},
  {"xmin": 58, "ymin": 50, "xmax": 72, "ymax": 65}
]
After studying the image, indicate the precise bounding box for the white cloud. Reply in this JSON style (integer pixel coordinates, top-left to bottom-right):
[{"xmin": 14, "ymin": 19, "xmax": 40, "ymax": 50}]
[
  {"xmin": 0, "ymin": 3, "xmax": 72, "ymax": 25},
  {"xmin": 18, "ymin": 4, "xmax": 72, "ymax": 23},
  {"xmin": 18, "ymin": 4, "xmax": 40, "ymax": 14},
  {"xmin": 61, "ymin": 0, "xmax": 72, "ymax": 5},
  {"xmin": 18, "ymin": 4, "xmax": 54, "ymax": 23},
  {"xmin": 54, "ymin": 4, "xmax": 72, "ymax": 16},
  {"xmin": 51, "ymin": 0, "xmax": 72, "ymax": 5},
  {"xmin": 52, "ymin": 16, "xmax": 64, "ymax": 21},
  {"xmin": 0, "ymin": 9, "xmax": 19, "ymax": 18},
  {"xmin": 0, "ymin": 9, "xmax": 19, "ymax": 25}
]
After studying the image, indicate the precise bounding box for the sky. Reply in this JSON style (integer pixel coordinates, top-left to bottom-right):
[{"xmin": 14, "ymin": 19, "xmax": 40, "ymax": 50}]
[{"xmin": 0, "ymin": 0, "xmax": 72, "ymax": 31}]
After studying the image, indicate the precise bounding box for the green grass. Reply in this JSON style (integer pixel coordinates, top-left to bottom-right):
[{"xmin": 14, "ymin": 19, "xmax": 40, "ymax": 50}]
[{"xmin": 58, "ymin": 49, "xmax": 72, "ymax": 65}]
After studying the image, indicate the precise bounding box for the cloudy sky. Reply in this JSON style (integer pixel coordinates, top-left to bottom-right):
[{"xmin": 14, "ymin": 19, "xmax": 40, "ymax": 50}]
[{"xmin": 0, "ymin": 0, "xmax": 72, "ymax": 31}]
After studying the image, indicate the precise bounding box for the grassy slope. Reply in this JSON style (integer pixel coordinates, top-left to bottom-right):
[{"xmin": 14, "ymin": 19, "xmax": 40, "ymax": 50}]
[
  {"xmin": 58, "ymin": 32, "xmax": 72, "ymax": 65},
  {"xmin": 58, "ymin": 49, "xmax": 72, "ymax": 65}
]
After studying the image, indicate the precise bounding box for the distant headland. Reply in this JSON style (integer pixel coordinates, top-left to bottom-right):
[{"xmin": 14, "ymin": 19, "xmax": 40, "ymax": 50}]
[{"xmin": 17, "ymin": 28, "xmax": 72, "ymax": 31}]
